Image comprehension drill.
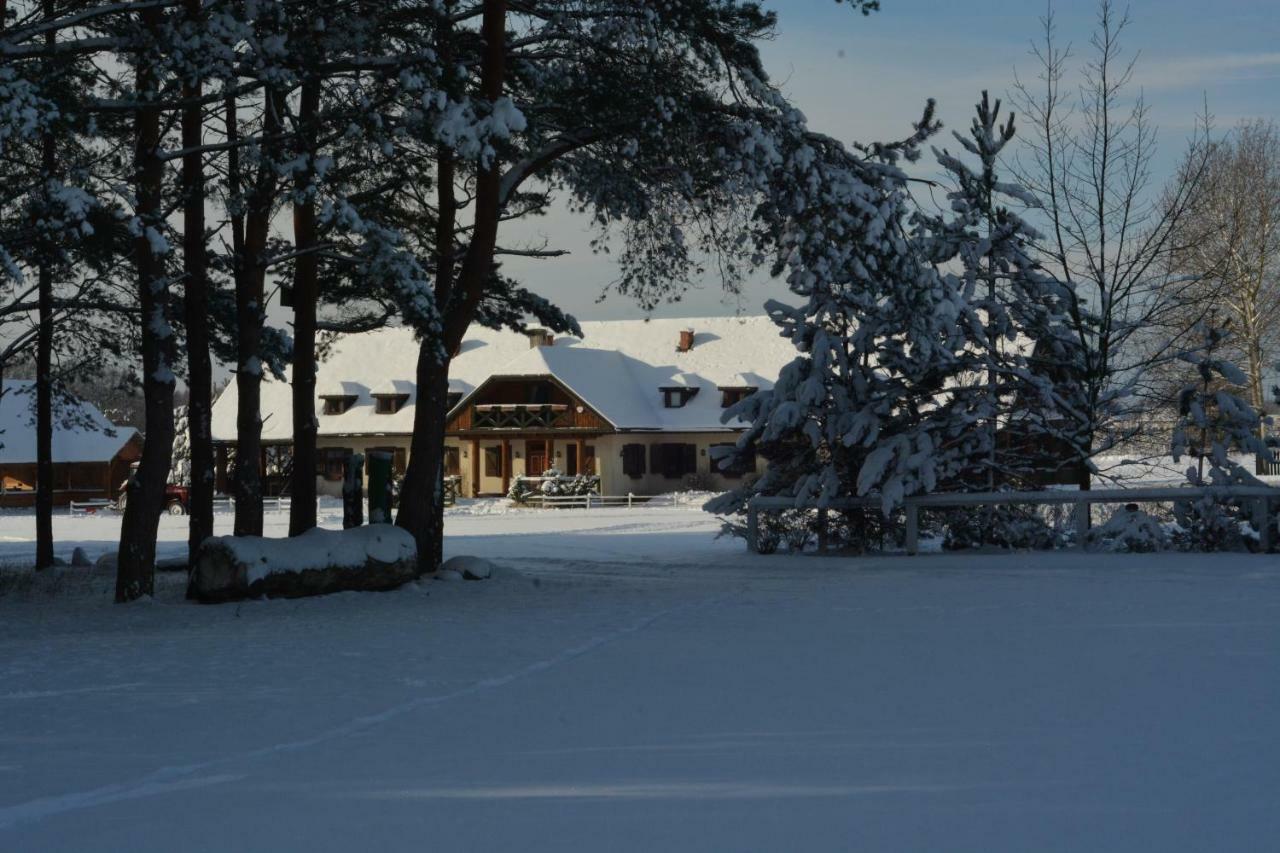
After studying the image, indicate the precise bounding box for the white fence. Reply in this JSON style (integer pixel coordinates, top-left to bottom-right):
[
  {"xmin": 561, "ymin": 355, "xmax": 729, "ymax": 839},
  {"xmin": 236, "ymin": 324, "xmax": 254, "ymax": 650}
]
[
  {"xmin": 212, "ymin": 496, "xmax": 290, "ymax": 513},
  {"xmin": 747, "ymin": 486, "xmax": 1280, "ymax": 555},
  {"xmin": 528, "ymin": 492, "xmax": 700, "ymax": 510},
  {"xmin": 68, "ymin": 499, "xmax": 115, "ymax": 517}
]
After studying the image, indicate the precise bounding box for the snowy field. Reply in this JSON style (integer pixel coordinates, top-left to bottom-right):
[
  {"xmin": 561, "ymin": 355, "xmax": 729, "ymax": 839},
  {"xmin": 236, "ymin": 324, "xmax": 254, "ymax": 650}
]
[{"xmin": 1, "ymin": 502, "xmax": 1279, "ymax": 851}]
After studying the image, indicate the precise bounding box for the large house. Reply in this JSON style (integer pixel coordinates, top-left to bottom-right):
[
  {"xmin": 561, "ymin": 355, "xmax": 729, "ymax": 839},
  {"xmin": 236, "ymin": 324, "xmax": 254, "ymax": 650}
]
[
  {"xmin": 210, "ymin": 316, "xmax": 798, "ymax": 498},
  {"xmin": 0, "ymin": 381, "xmax": 143, "ymax": 508}
]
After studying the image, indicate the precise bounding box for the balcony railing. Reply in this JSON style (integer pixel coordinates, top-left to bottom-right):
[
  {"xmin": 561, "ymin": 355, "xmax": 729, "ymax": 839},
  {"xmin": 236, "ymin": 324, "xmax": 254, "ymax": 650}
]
[{"xmin": 472, "ymin": 403, "xmax": 570, "ymax": 430}]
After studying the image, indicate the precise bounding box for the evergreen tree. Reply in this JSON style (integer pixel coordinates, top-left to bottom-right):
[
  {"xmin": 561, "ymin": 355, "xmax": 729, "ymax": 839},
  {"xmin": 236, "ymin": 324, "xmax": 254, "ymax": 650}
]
[
  {"xmin": 926, "ymin": 91, "xmax": 1088, "ymax": 492},
  {"xmin": 708, "ymin": 102, "xmax": 954, "ymax": 529},
  {"xmin": 1172, "ymin": 322, "xmax": 1270, "ymax": 487},
  {"xmin": 1171, "ymin": 322, "xmax": 1272, "ymax": 550}
]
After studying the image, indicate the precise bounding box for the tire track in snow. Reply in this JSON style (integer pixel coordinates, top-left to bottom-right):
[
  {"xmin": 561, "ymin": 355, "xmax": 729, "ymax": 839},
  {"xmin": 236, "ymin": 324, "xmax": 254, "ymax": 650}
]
[{"xmin": 0, "ymin": 594, "xmax": 719, "ymax": 831}]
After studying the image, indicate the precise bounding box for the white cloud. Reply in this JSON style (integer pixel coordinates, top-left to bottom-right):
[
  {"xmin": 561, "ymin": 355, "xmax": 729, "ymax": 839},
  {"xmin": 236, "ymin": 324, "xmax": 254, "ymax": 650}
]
[{"xmin": 1134, "ymin": 51, "xmax": 1280, "ymax": 91}]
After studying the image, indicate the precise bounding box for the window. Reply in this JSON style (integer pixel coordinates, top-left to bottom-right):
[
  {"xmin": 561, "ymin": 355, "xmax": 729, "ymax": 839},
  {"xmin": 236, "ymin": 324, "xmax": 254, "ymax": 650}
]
[
  {"xmin": 374, "ymin": 394, "xmax": 409, "ymax": 415},
  {"xmin": 370, "ymin": 446, "xmax": 409, "ymax": 476},
  {"xmin": 621, "ymin": 443, "xmax": 646, "ymax": 479},
  {"xmin": 484, "ymin": 446, "xmax": 503, "ymax": 477},
  {"xmin": 650, "ymin": 443, "xmax": 697, "ymax": 479},
  {"xmin": 321, "ymin": 395, "xmax": 356, "ymax": 416},
  {"xmin": 317, "ymin": 447, "xmax": 352, "ymax": 482},
  {"xmin": 660, "ymin": 387, "xmax": 699, "ymax": 409},
  {"xmin": 567, "ymin": 444, "xmax": 597, "ymax": 476},
  {"xmin": 527, "ymin": 382, "xmax": 552, "ymax": 405},
  {"xmin": 711, "ymin": 443, "xmax": 755, "ymax": 479},
  {"xmin": 719, "ymin": 387, "xmax": 757, "ymax": 409},
  {"xmin": 444, "ymin": 446, "xmax": 461, "ymax": 477}
]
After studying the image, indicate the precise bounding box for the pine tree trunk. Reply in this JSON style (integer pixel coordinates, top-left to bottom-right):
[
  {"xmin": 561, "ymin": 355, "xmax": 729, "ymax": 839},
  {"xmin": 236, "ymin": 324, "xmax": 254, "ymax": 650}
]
[
  {"xmin": 35, "ymin": 25, "xmax": 55, "ymax": 570},
  {"xmin": 396, "ymin": 0, "xmax": 508, "ymax": 573},
  {"xmin": 117, "ymin": 7, "xmax": 175, "ymax": 603},
  {"xmin": 397, "ymin": 356, "xmax": 449, "ymax": 571},
  {"xmin": 182, "ymin": 0, "xmax": 214, "ymax": 570},
  {"xmin": 288, "ymin": 79, "xmax": 321, "ymax": 536},
  {"xmin": 232, "ymin": 87, "xmax": 281, "ymax": 538}
]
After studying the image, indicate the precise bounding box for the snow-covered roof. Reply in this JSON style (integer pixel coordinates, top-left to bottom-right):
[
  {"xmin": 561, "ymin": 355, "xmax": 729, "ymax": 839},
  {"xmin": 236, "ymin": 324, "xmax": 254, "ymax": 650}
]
[
  {"xmin": 211, "ymin": 315, "xmax": 797, "ymax": 441},
  {"xmin": 0, "ymin": 381, "xmax": 138, "ymax": 464}
]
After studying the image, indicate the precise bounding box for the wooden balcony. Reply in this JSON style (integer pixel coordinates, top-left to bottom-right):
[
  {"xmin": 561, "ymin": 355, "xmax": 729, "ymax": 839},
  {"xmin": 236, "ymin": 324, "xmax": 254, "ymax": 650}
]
[{"xmin": 471, "ymin": 403, "xmax": 571, "ymax": 431}]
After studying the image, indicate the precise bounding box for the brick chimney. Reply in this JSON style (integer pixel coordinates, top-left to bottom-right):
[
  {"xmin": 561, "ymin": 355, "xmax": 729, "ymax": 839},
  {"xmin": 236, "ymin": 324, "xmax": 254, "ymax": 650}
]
[
  {"xmin": 677, "ymin": 329, "xmax": 695, "ymax": 353},
  {"xmin": 525, "ymin": 327, "xmax": 554, "ymax": 348}
]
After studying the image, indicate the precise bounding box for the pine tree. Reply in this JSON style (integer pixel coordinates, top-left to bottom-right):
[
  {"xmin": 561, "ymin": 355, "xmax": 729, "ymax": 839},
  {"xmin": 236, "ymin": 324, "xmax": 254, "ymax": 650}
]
[
  {"xmin": 926, "ymin": 92, "xmax": 1088, "ymax": 493},
  {"xmin": 1171, "ymin": 322, "xmax": 1272, "ymax": 550},
  {"xmin": 1, "ymin": 1, "xmax": 130, "ymax": 571},
  {"xmin": 708, "ymin": 102, "xmax": 954, "ymax": 531}
]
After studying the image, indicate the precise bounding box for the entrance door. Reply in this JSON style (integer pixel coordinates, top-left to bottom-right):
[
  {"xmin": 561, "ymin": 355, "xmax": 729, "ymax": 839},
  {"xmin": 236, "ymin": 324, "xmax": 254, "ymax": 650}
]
[{"xmin": 526, "ymin": 440, "xmax": 548, "ymax": 477}]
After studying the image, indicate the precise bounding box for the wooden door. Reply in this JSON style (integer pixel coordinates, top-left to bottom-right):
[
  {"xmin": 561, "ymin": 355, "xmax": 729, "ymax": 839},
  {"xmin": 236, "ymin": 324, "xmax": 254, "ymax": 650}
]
[{"xmin": 526, "ymin": 440, "xmax": 548, "ymax": 477}]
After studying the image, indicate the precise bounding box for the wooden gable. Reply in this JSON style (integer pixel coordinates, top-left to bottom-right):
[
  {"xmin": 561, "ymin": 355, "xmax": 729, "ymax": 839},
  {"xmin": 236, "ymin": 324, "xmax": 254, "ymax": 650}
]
[{"xmin": 447, "ymin": 375, "xmax": 613, "ymax": 433}]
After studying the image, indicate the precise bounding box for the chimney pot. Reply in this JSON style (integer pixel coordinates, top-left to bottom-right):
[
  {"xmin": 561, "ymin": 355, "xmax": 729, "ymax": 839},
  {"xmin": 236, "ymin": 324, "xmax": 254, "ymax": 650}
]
[
  {"xmin": 678, "ymin": 329, "xmax": 695, "ymax": 353},
  {"xmin": 525, "ymin": 328, "xmax": 554, "ymax": 348}
]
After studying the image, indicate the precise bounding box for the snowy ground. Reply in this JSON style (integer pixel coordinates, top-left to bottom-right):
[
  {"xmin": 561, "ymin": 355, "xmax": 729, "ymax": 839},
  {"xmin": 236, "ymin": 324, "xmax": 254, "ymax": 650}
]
[{"xmin": 1, "ymin": 502, "xmax": 1278, "ymax": 851}]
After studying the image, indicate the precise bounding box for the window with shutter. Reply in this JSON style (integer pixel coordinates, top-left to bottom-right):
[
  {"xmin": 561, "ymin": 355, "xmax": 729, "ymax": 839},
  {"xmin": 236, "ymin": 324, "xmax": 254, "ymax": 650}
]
[
  {"xmin": 652, "ymin": 443, "xmax": 697, "ymax": 479},
  {"xmin": 318, "ymin": 447, "xmax": 352, "ymax": 482},
  {"xmin": 622, "ymin": 443, "xmax": 646, "ymax": 478},
  {"xmin": 484, "ymin": 446, "xmax": 502, "ymax": 477}
]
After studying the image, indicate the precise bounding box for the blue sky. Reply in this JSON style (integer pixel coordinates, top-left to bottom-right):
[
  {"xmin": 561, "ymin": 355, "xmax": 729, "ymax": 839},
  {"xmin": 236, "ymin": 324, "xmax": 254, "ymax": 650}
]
[{"xmin": 501, "ymin": 0, "xmax": 1279, "ymax": 325}]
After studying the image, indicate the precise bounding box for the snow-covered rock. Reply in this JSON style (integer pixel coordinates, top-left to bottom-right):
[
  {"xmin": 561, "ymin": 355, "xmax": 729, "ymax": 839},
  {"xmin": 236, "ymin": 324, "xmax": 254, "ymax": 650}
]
[
  {"xmin": 71, "ymin": 547, "xmax": 91, "ymax": 567},
  {"xmin": 190, "ymin": 525, "xmax": 417, "ymax": 603},
  {"xmin": 95, "ymin": 551, "xmax": 117, "ymax": 572},
  {"xmin": 435, "ymin": 569, "xmax": 464, "ymax": 582},
  {"xmin": 441, "ymin": 555, "xmax": 493, "ymax": 580}
]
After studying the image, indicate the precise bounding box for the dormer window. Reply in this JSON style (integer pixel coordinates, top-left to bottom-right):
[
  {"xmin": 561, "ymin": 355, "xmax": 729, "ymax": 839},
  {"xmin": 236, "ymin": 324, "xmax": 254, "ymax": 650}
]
[
  {"xmin": 373, "ymin": 393, "xmax": 409, "ymax": 415},
  {"xmin": 719, "ymin": 387, "xmax": 757, "ymax": 408},
  {"xmin": 660, "ymin": 387, "xmax": 699, "ymax": 409},
  {"xmin": 321, "ymin": 395, "xmax": 357, "ymax": 416}
]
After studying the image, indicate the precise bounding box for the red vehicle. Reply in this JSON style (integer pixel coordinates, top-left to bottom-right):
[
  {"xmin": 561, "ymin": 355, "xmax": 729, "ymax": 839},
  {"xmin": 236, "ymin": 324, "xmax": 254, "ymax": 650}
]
[{"xmin": 116, "ymin": 464, "xmax": 190, "ymax": 515}]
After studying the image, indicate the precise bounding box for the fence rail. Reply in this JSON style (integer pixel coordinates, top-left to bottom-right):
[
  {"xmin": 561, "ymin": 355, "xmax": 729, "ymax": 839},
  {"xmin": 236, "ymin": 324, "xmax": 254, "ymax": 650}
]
[
  {"xmin": 746, "ymin": 486, "xmax": 1280, "ymax": 555},
  {"xmin": 211, "ymin": 496, "xmax": 290, "ymax": 513},
  {"xmin": 68, "ymin": 499, "xmax": 116, "ymax": 516},
  {"xmin": 529, "ymin": 492, "xmax": 697, "ymax": 510}
]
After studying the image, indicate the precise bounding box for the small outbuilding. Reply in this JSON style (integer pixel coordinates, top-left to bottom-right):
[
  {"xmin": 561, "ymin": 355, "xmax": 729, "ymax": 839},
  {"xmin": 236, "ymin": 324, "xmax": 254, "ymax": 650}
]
[{"xmin": 0, "ymin": 381, "xmax": 143, "ymax": 508}]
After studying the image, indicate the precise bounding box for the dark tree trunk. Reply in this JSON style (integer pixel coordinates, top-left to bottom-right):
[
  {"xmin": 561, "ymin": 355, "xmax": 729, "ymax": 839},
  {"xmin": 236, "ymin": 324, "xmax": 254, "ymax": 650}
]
[
  {"xmin": 396, "ymin": 0, "xmax": 508, "ymax": 573},
  {"xmin": 117, "ymin": 7, "xmax": 176, "ymax": 602},
  {"xmin": 182, "ymin": 0, "xmax": 213, "ymax": 570},
  {"xmin": 288, "ymin": 78, "xmax": 321, "ymax": 536},
  {"xmin": 231, "ymin": 87, "xmax": 281, "ymax": 537},
  {"xmin": 34, "ymin": 6, "xmax": 55, "ymax": 571},
  {"xmin": 35, "ymin": 264, "xmax": 53, "ymax": 570},
  {"xmin": 397, "ymin": 355, "xmax": 450, "ymax": 570}
]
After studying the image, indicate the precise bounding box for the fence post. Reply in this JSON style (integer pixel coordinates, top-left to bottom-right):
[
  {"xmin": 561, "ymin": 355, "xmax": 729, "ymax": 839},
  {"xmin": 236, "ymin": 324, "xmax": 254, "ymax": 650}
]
[
  {"xmin": 747, "ymin": 499, "xmax": 759, "ymax": 554},
  {"xmin": 628, "ymin": 492, "xmax": 633, "ymax": 508},
  {"xmin": 905, "ymin": 502, "xmax": 919, "ymax": 556},
  {"xmin": 585, "ymin": 493, "xmax": 592, "ymax": 510},
  {"xmin": 817, "ymin": 507, "xmax": 829, "ymax": 553},
  {"xmin": 1074, "ymin": 499, "xmax": 1089, "ymax": 550}
]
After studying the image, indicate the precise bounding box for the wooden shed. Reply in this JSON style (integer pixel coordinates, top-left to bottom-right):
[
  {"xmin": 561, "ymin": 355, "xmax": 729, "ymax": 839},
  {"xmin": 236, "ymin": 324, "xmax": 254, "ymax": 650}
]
[{"xmin": 0, "ymin": 382, "xmax": 143, "ymax": 508}]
